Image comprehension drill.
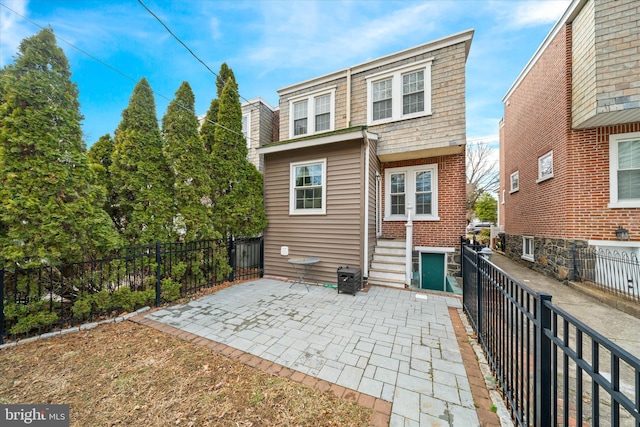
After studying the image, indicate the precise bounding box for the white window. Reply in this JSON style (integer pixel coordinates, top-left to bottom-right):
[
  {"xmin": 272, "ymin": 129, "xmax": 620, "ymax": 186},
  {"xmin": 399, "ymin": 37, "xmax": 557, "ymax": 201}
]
[
  {"xmin": 293, "ymin": 100, "xmax": 308, "ymax": 136},
  {"xmin": 288, "ymin": 88, "xmax": 335, "ymax": 138},
  {"xmin": 501, "ymin": 189, "xmax": 505, "ymax": 205},
  {"xmin": 522, "ymin": 236, "xmax": 534, "ymax": 261},
  {"xmin": 314, "ymin": 94, "xmax": 331, "ymax": 132},
  {"xmin": 290, "ymin": 159, "xmax": 327, "ymax": 215},
  {"xmin": 385, "ymin": 164, "xmax": 438, "ymax": 221},
  {"xmin": 609, "ymin": 132, "xmax": 640, "ymax": 208},
  {"xmin": 510, "ymin": 171, "xmax": 519, "ymax": 193},
  {"xmin": 242, "ymin": 112, "xmax": 251, "ymax": 149},
  {"xmin": 537, "ymin": 151, "xmax": 553, "ymax": 182},
  {"xmin": 367, "ymin": 59, "xmax": 433, "ymax": 125},
  {"xmin": 372, "ymin": 78, "xmax": 393, "ymax": 121}
]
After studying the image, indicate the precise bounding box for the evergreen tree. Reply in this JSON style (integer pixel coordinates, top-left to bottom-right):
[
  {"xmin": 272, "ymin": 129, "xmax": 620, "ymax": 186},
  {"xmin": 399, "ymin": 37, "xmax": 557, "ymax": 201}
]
[
  {"xmin": 211, "ymin": 77, "xmax": 266, "ymax": 237},
  {"xmin": 216, "ymin": 63, "xmax": 236, "ymax": 98},
  {"xmin": 200, "ymin": 98, "xmax": 219, "ymax": 154},
  {"xmin": 0, "ymin": 28, "xmax": 120, "ymax": 266},
  {"xmin": 200, "ymin": 62, "xmax": 233, "ymax": 153},
  {"xmin": 162, "ymin": 82, "xmax": 216, "ymax": 241},
  {"xmin": 110, "ymin": 78, "xmax": 175, "ymax": 243},
  {"xmin": 87, "ymin": 134, "xmax": 119, "ymax": 224}
]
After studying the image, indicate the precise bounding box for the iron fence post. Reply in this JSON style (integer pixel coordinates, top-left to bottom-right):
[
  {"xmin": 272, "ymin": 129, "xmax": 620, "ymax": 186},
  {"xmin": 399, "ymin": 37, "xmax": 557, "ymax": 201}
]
[
  {"xmin": 476, "ymin": 248, "xmax": 483, "ymax": 338},
  {"xmin": 536, "ymin": 292, "xmax": 553, "ymax": 426},
  {"xmin": 228, "ymin": 236, "xmax": 235, "ymax": 282},
  {"xmin": 259, "ymin": 236, "xmax": 265, "ymax": 278},
  {"xmin": 155, "ymin": 242, "xmax": 161, "ymax": 307},
  {"xmin": 0, "ymin": 268, "xmax": 4, "ymax": 345}
]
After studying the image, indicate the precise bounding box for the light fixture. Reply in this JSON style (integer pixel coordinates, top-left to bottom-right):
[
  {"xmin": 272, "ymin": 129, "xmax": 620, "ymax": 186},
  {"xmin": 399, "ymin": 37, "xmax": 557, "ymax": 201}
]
[{"xmin": 615, "ymin": 226, "xmax": 630, "ymax": 241}]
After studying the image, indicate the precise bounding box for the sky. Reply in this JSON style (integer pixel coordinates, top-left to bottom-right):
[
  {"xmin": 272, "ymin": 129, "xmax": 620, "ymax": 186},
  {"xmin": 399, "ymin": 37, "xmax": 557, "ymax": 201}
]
[{"xmin": 0, "ymin": 0, "xmax": 571, "ymax": 148}]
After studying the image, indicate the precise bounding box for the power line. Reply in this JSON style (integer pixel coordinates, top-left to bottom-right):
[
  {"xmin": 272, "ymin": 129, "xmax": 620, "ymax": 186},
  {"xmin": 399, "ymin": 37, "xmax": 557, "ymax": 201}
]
[
  {"xmin": 136, "ymin": 0, "xmax": 256, "ymax": 106},
  {"xmin": 0, "ymin": 2, "xmax": 261, "ymax": 146}
]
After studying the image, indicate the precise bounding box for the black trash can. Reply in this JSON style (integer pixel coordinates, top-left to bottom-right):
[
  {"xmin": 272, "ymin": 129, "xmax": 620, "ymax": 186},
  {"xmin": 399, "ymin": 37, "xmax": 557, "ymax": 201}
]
[{"xmin": 337, "ymin": 266, "xmax": 362, "ymax": 295}]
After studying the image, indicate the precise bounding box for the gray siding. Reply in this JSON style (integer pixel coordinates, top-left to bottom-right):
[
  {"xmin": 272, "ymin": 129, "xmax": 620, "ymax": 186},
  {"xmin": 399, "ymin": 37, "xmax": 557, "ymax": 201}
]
[{"xmin": 263, "ymin": 139, "xmax": 364, "ymax": 285}]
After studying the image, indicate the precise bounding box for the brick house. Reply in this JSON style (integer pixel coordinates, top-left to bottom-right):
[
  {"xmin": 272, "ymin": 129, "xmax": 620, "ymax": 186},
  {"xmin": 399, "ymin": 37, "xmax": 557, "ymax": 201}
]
[
  {"xmin": 256, "ymin": 30, "xmax": 473, "ymax": 289},
  {"xmin": 499, "ymin": 0, "xmax": 640, "ymax": 280}
]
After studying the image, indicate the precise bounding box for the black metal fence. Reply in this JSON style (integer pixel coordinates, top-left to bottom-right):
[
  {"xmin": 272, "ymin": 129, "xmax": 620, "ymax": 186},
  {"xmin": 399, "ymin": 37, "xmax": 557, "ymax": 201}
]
[
  {"xmin": 462, "ymin": 243, "xmax": 640, "ymax": 427},
  {"xmin": 0, "ymin": 237, "xmax": 264, "ymax": 344},
  {"xmin": 573, "ymin": 246, "xmax": 640, "ymax": 303}
]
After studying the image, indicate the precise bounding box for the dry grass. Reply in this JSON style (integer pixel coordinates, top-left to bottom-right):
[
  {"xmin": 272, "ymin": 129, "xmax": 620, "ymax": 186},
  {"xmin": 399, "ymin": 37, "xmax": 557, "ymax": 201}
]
[{"xmin": 0, "ymin": 284, "xmax": 372, "ymax": 426}]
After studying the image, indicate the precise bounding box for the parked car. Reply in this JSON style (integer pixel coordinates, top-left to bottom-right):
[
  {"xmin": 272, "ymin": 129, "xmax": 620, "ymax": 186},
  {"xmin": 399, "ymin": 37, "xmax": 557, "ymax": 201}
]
[{"xmin": 466, "ymin": 222, "xmax": 493, "ymax": 233}]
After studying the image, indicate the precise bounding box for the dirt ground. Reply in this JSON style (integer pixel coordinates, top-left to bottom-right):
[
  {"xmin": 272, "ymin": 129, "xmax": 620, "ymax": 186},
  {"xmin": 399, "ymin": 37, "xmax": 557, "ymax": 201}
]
[{"xmin": 0, "ymin": 284, "xmax": 372, "ymax": 427}]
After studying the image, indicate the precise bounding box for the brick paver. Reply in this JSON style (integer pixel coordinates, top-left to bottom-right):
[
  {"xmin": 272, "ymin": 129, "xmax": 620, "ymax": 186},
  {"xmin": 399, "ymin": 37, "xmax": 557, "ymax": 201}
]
[{"xmin": 131, "ymin": 279, "xmax": 504, "ymax": 426}]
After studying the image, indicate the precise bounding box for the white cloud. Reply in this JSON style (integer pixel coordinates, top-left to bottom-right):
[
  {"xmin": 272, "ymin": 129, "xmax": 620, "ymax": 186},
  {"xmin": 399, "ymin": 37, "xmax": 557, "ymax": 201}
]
[
  {"xmin": 240, "ymin": 1, "xmax": 456, "ymax": 77},
  {"xmin": 0, "ymin": 0, "xmax": 31, "ymax": 66},
  {"xmin": 499, "ymin": 0, "xmax": 571, "ymax": 29},
  {"xmin": 209, "ymin": 16, "xmax": 221, "ymax": 40}
]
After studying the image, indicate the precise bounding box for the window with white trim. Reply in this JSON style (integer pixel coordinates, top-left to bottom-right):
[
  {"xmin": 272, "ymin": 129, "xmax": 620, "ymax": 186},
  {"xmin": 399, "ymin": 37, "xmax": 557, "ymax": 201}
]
[
  {"xmin": 242, "ymin": 112, "xmax": 251, "ymax": 149},
  {"xmin": 537, "ymin": 151, "xmax": 553, "ymax": 182},
  {"xmin": 510, "ymin": 171, "xmax": 519, "ymax": 193},
  {"xmin": 288, "ymin": 89, "xmax": 335, "ymax": 138},
  {"xmin": 290, "ymin": 159, "xmax": 327, "ymax": 215},
  {"xmin": 385, "ymin": 164, "xmax": 438, "ymax": 220},
  {"xmin": 609, "ymin": 132, "xmax": 640, "ymax": 208},
  {"xmin": 293, "ymin": 100, "xmax": 308, "ymax": 136},
  {"xmin": 367, "ymin": 59, "xmax": 432, "ymax": 125},
  {"xmin": 522, "ymin": 236, "xmax": 534, "ymax": 261},
  {"xmin": 501, "ymin": 189, "xmax": 505, "ymax": 205}
]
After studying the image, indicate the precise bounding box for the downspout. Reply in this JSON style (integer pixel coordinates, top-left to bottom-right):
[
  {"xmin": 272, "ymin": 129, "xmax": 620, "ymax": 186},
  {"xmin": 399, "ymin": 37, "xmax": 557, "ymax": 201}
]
[
  {"xmin": 346, "ymin": 67, "xmax": 352, "ymax": 127},
  {"xmin": 362, "ymin": 129, "xmax": 370, "ymax": 279}
]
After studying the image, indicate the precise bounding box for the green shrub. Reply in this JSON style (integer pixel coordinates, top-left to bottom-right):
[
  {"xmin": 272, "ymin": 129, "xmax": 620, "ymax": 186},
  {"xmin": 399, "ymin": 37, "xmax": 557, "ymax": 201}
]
[{"xmin": 161, "ymin": 278, "xmax": 182, "ymax": 302}]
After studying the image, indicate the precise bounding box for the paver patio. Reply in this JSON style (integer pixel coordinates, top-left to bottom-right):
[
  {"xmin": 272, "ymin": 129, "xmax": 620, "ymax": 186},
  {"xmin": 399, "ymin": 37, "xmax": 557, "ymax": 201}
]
[{"xmin": 142, "ymin": 279, "xmax": 480, "ymax": 426}]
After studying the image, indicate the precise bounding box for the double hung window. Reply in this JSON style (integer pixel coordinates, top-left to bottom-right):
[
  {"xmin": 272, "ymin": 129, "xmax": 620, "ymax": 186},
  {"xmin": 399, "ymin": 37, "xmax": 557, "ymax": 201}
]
[
  {"xmin": 290, "ymin": 159, "xmax": 326, "ymax": 215},
  {"xmin": 609, "ymin": 132, "xmax": 640, "ymax": 207},
  {"xmin": 288, "ymin": 89, "xmax": 335, "ymax": 138},
  {"xmin": 367, "ymin": 59, "xmax": 432, "ymax": 125}
]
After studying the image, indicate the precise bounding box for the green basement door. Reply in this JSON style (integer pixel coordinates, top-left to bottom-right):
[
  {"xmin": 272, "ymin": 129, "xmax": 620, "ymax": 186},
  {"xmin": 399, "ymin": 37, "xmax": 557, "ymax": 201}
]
[{"xmin": 421, "ymin": 252, "xmax": 445, "ymax": 291}]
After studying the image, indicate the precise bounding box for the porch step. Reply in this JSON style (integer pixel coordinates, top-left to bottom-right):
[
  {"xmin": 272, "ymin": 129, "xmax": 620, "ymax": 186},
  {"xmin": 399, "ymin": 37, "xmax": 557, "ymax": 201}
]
[{"xmin": 368, "ymin": 239, "xmax": 406, "ymax": 288}]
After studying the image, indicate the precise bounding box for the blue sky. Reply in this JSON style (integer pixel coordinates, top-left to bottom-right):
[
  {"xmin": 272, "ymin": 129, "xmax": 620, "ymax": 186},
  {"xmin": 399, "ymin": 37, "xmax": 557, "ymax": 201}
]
[{"xmin": 1, "ymin": 0, "xmax": 571, "ymax": 147}]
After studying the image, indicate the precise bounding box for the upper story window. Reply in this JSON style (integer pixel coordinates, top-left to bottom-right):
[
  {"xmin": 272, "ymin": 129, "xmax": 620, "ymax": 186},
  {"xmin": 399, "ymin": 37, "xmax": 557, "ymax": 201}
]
[
  {"xmin": 385, "ymin": 164, "xmax": 438, "ymax": 221},
  {"xmin": 290, "ymin": 159, "xmax": 327, "ymax": 215},
  {"xmin": 293, "ymin": 101, "xmax": 308, "ymax": 136},
  {"xmin": 288, "ymin": 88, "xmax": 335, "ymax": 138},
  {"xmin": 242, "ymin": 111, "xmax": 251, "ymax": 149},
  {"xmin": 373, "ymin": 79, "xmax": 393, "ymax": 121},
  {"xmin": 537, "ymin": 151, "xmax": 553, "ymax": 182},
  {"xmin": 314, "ymin": 94, "xmax": 331, "ymax": 132},
  {"xmin": 403, "ymin": 70, "xmax": 424, "ymax": 114},
  {"xmin": 367, "ymin": 59, "xmax": 432, "ymax": 125},
  {"xmin": 609, "ymin": 132, "xmax": 640, "ymax": 208},
  {"xmin": 510, "ymin": 171, "xmax": 519, "ymax": 193}
]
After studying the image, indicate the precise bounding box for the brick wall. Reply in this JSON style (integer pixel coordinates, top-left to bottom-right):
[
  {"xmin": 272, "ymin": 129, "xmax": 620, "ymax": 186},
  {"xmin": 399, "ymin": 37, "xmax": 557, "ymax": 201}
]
[
  {"xmin": 567, "ymin": 123, "xmax": 640, "ymax": 241},
  {"xmin": 381, "ymin": 152, "xmax": 466, "ymax": 249},
  {"xmin": 502, "ymin": 26, "xmax": 572, "ymax": 239}
]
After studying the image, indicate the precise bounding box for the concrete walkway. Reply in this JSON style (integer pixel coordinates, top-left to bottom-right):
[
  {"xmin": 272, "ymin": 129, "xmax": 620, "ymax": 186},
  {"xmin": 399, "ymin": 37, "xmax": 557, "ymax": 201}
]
[{"xmin": 142, "ymin": 279, "xmax": 480, "ymax": 426}]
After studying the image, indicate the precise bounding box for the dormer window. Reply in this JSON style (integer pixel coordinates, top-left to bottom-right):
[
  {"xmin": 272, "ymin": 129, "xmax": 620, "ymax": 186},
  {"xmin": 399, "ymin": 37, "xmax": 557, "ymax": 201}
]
[{"xmin": 288, "ymin": 88, "xmax": 335, "ymax": 138}]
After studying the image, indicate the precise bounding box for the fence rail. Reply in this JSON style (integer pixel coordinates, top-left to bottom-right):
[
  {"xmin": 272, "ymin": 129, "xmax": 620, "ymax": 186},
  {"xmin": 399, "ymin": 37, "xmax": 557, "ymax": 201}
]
[
  {"xmin": 462, "ymin": 243, "xmax": 640, "ymax": 427},
  {"xmin": 1, "ymin": 237, "xmax": 264, "ymax": 344},
  {"xmin": 573, "ymin": 247, "xmax": 640, "ymax": 303}
]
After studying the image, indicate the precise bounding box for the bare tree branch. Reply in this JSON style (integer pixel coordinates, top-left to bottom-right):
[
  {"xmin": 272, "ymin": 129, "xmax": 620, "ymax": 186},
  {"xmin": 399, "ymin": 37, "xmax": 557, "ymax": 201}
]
[{"xmin": 466, "ymin": 141, "xmax": 499, "ymax": 222}]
